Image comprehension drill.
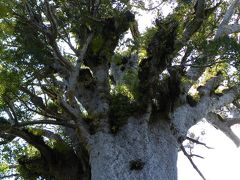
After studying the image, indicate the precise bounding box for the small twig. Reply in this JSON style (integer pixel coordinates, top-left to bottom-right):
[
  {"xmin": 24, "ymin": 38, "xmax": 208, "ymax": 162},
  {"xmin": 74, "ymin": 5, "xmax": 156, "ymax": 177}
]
[
  {"xmin": 189, "ymin": 154, "xmax": 204, "ymax": 159},
  {"xmin": 132, "ymin": 1, "xmax": 164, "ymax": 11},
  {"xmin": 180, "ymin": 144, "xmax": 207, "ymax": 180},
  {"xmin": 186, "ymin": 136, "xmax": 213, "ymax": 149}
]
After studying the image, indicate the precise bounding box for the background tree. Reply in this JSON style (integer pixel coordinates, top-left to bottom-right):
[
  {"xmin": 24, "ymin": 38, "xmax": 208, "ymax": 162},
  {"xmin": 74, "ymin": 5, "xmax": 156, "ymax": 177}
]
[{"xmin": 1, "ymin": 0, "xmax": 240, "ymax": 179}]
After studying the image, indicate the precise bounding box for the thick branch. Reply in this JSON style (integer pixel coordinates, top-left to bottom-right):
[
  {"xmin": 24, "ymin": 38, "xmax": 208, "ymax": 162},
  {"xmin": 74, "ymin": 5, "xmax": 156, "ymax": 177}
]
[
  {"xmin": 67, "ymin": 33, "xmax": 93, "ymax": 96},
  {"xmin": 185, "ymin": 1, "xmax": 236, "ymax": 90},
  {"xmin": 215, "ymin": 0, "xmax": 240, "ymax": 39},
  {"xmin": 20, "ymin": 86, "xmax": 46, "ymax": 110},
  {"xmin": 138, "ymin": 16, "xmax": 179, "ymax": 106},
  {"xmin": 27, "ymin": 128, "xmax": 65, "ymax": 142},
  {"xmin": 206, "ymin": 112, "xmax": 240, "ymax": 147},
  {"xmin": 219, "ymin": 24, "xmax": 240, "ymax": 36},
  {"xmin": 44, "ymin": 0, "xmax": 58, "ymax": 38},
  {"xmin": 0, "ymin": 134, "xmax": 16, "ymax": 145},
  {"xmin": 9, "ymin": 128, "xmax": 54, "ymax": 160},
  {"xmin": 225, "ymin": 118, "xmax": 240, "ymax": 127},
  {"xmin": 172, "ymin": 84, "xmax": 240, "ymax": 136},
  {"xmin": 182, "ymin": 0, "xmax": 205, "ymax": 42},
  {"xmin": 197, "ymin": 74, "xmax": 223, "ymax": 97}
]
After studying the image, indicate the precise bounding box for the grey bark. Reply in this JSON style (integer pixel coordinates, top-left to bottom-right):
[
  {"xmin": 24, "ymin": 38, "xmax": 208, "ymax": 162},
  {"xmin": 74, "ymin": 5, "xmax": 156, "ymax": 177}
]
[{"xmin": 89, "ymin": 117, "xmax": 178, "ymax": 180}]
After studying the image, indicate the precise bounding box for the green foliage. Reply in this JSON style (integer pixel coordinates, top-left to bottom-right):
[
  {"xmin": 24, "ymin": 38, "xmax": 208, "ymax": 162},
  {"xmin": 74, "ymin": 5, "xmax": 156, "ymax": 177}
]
[
  {"xmin": 47, "ymin": 101, "xmax": 60, "ymax": 114},
  {"xmin": 187, "ymin": 93, "xmax": 200, "ymax": 106},
  {"xmin": 204, "ymin": 36, "xmax": 240, "ymax": 63},
  {"xmin": 114, "ymin": 85, "xmax": 134, "ymax": 100},
  {"xmin": 92, "ymin": 35, "xmax": 105, "ymax": 54},
  {"xmin": 139, "ymin": 26, "xmax": 158, "ymax": 51},
  {"xmin": 109, "ymin": 87, "xmax": 138, "ymax": 133},
  {"xmin": 17, "ymin": 155, "xmax": 43, "ymax": 180},
  {"xmin": 14, "ymin": 20, "xmax": 54, "ymax": 67},
  {"xmin": 112, "ymin": 53, "xmax": 124, "ymax": 64},
  {"xmin": 0, "ymin": 68, "xmax": 22, "ymax": 108},
  {"xmin": 22, "ymin": 145, "xmax": 40, "ymax": 158},
  {"xmin": 51, "ymin": 140, "xmax": 72, "ymax": 154},
  {"xmin": 16, "ymin": 144, "xmax": 42, "ymax": 179},
  {"xmin": 122, "ymin": 70, "xmax": 139, "ymax": 99},
  {"xmin": 0, "ymin": 163, "xmax": 9, "ymax": 173}
]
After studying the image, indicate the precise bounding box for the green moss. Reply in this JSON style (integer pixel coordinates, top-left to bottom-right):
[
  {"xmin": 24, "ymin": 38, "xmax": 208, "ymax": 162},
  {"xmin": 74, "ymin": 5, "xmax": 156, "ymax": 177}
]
[
  {"xmin": 47, "ymin": 101, "xmax": 59, "ymax": 113},
  {"xmin": 123, "ymin": 70, "xmax": 139, "ymax": 99},
  {"xmin": 27, "ymin": 128, "xmax": 44, "ymax": 137},
  {"xmin": 180, "ymin": 76, "xmax": 192, "ymax": 84},
  {"xmin": 91, "ymin": 35, "xmax": 104, "ymax": 54},
  {"xmin": 186, "ymin": 94, "xmax": 199, "ymax": 107},
  {"xmin": 17, "ymin": 165, "xmax": 39, "ymax": 180},
  {"xmin": 114, "ymin": 85, "xmax": 134, "ymax": 100},
  {"xmin": 52, "ymin": 140, "xmax": 72, "ymax": 154}
]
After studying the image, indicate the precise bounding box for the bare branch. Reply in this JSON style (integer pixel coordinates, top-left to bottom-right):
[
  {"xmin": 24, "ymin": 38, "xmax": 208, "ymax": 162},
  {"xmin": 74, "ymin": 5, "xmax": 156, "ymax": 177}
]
[
  {"xmin": 189, "ymin": 154, "xmax": 204, "ymax": 159},
  {"xmin": 58, "ymin": 98, "xmax": 90, "ymax": 143},
  {"xmin": 182, "ymin": 0, "xmax": 205, "ymax": 42},
  {"xmin": 131, "ymin": 1, "xmax": 164, "ymax": 11},
  {"xmin": 6, "ymin": 101, "xmax": 18, "ymax": 124},
  {"xmin": 44, "ymin": 0, "xmax": 58, "ymax": 38},
  {"xmin": 171, "ymin": 83, "xmax": 240, "ymax": 137},
  {"xmin": 60, "ymin": 28, "xmax": 78, "ymax": 54},
  {"xmin": 180, "ymin": 144, "xmax": 207, "ymax": 180},
  {"xmin": 20, "ymin": 86, "xmax": 46, "ymax": 110},
  {"xmin": 186, "ymin": 136, "xmax": 213, "ymax": 149},
  {"xmin": 180, "ymin": 46, "xmax": 193, "ymax": 66},
  {"xmin": 215, "ymin": 0, "xmax": 240, "ymax": 39}
]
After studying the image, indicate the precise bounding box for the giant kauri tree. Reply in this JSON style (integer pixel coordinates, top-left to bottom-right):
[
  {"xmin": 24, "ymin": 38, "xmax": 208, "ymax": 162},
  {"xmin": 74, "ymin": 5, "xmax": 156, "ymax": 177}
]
[{"xmin": 1, "ymin": 0, "xmax": 240, "ymax": 179}]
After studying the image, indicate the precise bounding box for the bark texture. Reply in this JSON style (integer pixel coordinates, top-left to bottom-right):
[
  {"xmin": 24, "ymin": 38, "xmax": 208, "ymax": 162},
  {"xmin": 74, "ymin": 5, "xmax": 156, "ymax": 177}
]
[{"xmin": 89, "ymin": 118, "xmax": 178, "ymax": 180}]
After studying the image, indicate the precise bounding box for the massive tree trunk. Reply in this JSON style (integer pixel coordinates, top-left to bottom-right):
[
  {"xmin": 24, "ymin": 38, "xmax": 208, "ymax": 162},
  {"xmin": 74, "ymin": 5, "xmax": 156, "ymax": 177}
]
[
  {"xmin": 89, "ymin": 118, "xmax": 178, "ymax": 180},
  {"xmin": 3, "ymin": 1, "xmax": 240, "ymax": 180}
]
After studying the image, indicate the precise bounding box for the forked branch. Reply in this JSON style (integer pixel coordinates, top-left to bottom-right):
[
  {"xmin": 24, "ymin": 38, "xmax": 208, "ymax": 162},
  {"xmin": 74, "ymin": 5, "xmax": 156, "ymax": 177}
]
[{"xmin": 180, "ymin": 144, "xmax": 207, "ymax": 180}]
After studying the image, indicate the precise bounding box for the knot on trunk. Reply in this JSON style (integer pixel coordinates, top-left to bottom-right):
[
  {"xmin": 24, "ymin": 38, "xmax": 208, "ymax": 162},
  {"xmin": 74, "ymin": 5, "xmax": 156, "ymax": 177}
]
[{"xmin": 129, "ymin": 159, "xmax": 145, "ymax": 171}]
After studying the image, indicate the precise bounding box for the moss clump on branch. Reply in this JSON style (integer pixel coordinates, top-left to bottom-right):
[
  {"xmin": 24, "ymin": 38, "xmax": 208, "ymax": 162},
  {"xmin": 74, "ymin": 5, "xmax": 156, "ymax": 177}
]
[
  {"xmin": 186, "ymin": 94, "xmax": 199, "ymax": 107},
  {"xmin": 17, "ymin": 154, "xmax": 48, "ymax": 180},
  {"xmin": 16, "ymin": 128, "xmax": 82, "ymax": 179}
]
